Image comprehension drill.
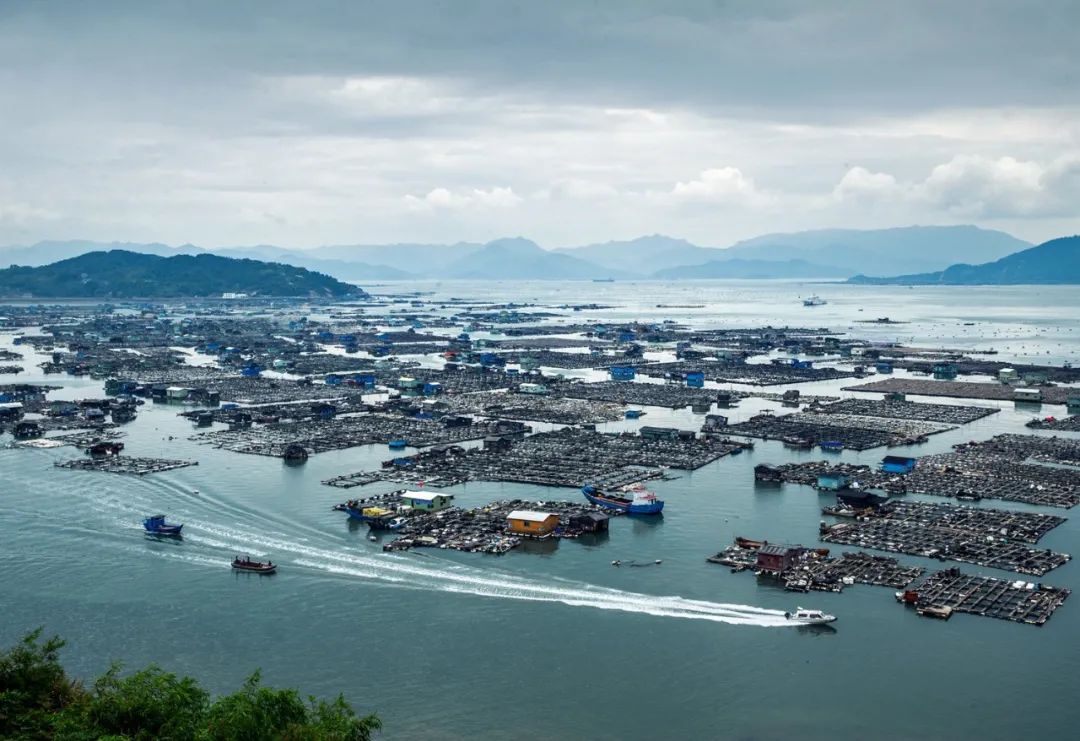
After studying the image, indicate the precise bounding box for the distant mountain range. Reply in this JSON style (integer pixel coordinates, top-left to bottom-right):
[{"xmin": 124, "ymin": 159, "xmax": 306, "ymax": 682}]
[
  {"xmin": 0, "ymin": 225, "xmax": 1033, "ymax": 281},
  {"xmin": 654, "ymin": 258, "xmax": 847, "ymax": 280},
  {"xmin": 848, "ymin": 236, "xmax": 1080, "ymax": 285},
  {"xmin": 0, "ymin": 250, "xmax": 366, "ymax": 299}
]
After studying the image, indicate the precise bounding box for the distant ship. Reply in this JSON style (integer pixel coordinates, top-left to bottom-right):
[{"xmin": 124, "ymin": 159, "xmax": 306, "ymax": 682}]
[
  {"xmin": 592, "ymin": 278, "xmax": 615, "ymax": 283},
  {"xmin": 582, "ymin": 484, "xmax": 664, "ymax": 514},
  {"xmin": 802, "ymin": 295, "xmax": 827, "ymax": 306}
]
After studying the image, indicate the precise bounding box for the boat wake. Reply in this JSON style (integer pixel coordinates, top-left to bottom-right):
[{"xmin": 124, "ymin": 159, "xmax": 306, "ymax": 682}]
[
  {"xmin": 24, "ymin": 475, "xmax": 794, "ymax": 627},
  {"xmin": 187, "ymin": 521, "xmax": 794, "ymax": 627}
]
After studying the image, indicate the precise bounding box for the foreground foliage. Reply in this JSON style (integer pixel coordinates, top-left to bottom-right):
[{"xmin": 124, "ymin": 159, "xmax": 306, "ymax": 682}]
[{"xmin": 0, "ymin": 630, "xmax": 380, "ymax": 740}]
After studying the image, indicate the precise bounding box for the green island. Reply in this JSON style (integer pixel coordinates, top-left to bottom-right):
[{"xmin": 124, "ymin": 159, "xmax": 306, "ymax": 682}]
[{"xmin": 0, "ymin": 251, "xmax": 367, "ymax": 299}]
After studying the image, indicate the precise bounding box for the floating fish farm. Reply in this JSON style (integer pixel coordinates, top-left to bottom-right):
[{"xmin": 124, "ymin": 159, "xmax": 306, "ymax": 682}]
[
  {"xmin": 898, "ymin": 568, "xmax": 1070, "ymax": 626},
  {"xmin": 725, "ymin": 411, "xmax": 943, "ymax": 451},
  {"xmin": 813, "ymin": 397, "xmax": 999, "ymax": 424},
  {"xmin": 191, "ymin": 414, "xmax": 530, "ymax": 457},
  {"xmin": 560, "ymin": 381, "xmax": 729, "ymax": 409},
  {"xmin": 845, "ymin": 378, "xmax": 1076, "ymax": 404},
  {"xmin": 54, "ymin": 456, "xmax": 198, "ymax": 475},
  {"xmin": 323, "ymin": 427, "xmax": 739, "ymax": 489},
  {"xmin": 377, "ymin": 499, "xmax": 616, "ymax": 554},
  {"xmin": 707, "ymin": 539, "xmax": 924, "ymax": 592},
  {"xmin": 820, "ymin": 500, "xmax": 1070, "ymax": 576},
  {"xmin": 434, "ymin": 391, "xmax": 625, "ymax": 424}
]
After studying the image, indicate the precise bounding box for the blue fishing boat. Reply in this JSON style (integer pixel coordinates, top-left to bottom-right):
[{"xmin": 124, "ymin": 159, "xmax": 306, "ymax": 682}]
[
  {"xmin": 582, "ymin": 484, "xmax": 664, "ymax": 514},
  {"xmin": 142, "ymin": 514, "xmax": 183, "ymax": 536}
]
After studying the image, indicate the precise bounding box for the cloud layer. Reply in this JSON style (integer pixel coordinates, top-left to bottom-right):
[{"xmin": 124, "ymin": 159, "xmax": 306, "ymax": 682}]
[{"xmin": 2, "ymin": 1, "xmax": 1079, "ymax": 247}]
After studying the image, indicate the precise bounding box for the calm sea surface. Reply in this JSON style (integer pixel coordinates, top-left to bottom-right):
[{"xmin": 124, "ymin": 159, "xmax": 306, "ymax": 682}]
[{"xmin": 3, "ymin": 281, "xmax": 1080, "ymax": 740}]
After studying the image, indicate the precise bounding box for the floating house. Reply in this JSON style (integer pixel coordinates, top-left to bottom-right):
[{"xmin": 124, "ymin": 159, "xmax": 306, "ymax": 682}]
[
  {"xmin": 999, "ymin": 367, "xmax": 1019, "ymax": 383},
  {"xmin": 1014, "ymin": 387, "xmax": 1042, "ymax": 403},
  {"xmin": 880, "ymin": 455, "xmax": 917, "ymax": 474},
  {"xmin": 1022, "ymin": 370, "xmax": 1048, "ymax": 385},
  {"xmin": 685, "ymin": 371, "xmax": 705, "ymax": 388},
  {"xmin": 311, "ymin": 402, "xmax": 337, "ymax": 419},
  {"xmin": 1068, "ymin": 395, "xmax": 1080, "ymax": 415},
  {"xmin": 105, "ymin": 378, "xmax": 138, "ymax": 395},
  {"xmin": 837, "ymin": 489, "xmax": 888, "ymax": 510},
  {"xmin": 519, "ymin": 382, "xmax": 548, "ymax": 395},
  {"xmin": 639, "ymin": 426, "xmax": 682, "ymax": 441},
  {"xmin": 756, "ymin": 545, "xmax": 804, "ymax": 575},
  {"xmin": 817, "ymin": 472, "xmax": 850, "ymax": 491},
  {"xmin": 506, "ymin": 510, "xmax": 559, "ymax": 537},
  {"xmin": 399, "ymin": 491, "xmax": 454, "ymax": 512},
  {"xmin": 568, "ymin": 512, "xmax": 610, "ymax": 533},
  {"xmin": 933, "ymin": 363, "xmax": 958, "ymax": 380},
  {"xmin": 875, "ymin": 362, "xmax": 893, "ymax": 374},
  {"xmin": 609, "ymin": 365, "xmax": 636, "ymax": 381},
  {"xmin": 702, "ymin": 414, "xmax": 728, "ymax": 431},
  {"xmin": 13, "ymin": 421, "xmax": 43, "ymax": 438}
]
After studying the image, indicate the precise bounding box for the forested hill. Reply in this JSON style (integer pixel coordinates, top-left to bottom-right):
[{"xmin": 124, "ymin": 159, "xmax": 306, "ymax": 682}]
[
  {"xmin": 0, "ymin": 250, "xmax": 367, "ymax": 298},
  {"xmin": 848, "ymin": 236, "xmax": 1080, "ymax": 285}
]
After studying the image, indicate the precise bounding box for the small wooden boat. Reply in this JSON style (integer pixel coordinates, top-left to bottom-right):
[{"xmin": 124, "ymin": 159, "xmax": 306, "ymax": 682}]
[
  {"xmin": 143, "ymin": 514, "xmax": 183, "ymax": 536},
  {"xmin": 232, "ymin": 556, "xmax": 276, "ymax": 574}
]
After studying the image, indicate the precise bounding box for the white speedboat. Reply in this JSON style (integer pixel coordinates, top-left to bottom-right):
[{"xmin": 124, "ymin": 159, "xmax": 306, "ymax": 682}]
[
  {"xmin": 784, "ymin": 607, "xmax": 837, "ymax": 625},
  {"xmin": 802, "ymin": 295, "xmax": 827, "ymax": 306}
]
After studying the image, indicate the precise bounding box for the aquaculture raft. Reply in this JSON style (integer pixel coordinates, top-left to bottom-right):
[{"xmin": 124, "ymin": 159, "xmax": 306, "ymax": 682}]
[
  {"xmin": 820, "ymin": 500, "xmax": 1070, "ymax": 576},
  {"xmin": 54, "ymin": 456, "xmax": 198, "ymax": 476},
  {"xmin": 901, "ymin": 568, "xmax": 1070, "ymax": 626},
  {"xmin": 322, "ymin": 427, "xmax": 740, "ymax": 490},
  {"xmin": 844, "ymin": 378, "xmax": 1076, "ymax": 405}
]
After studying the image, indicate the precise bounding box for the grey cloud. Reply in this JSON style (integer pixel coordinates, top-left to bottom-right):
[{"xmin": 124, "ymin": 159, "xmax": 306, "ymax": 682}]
[
  {"xmin": 3, "ymin": 1, "xmax": 1080, "ymax": 118},
  {"xmin": 2, "ymin": 1, "xmax": 1080, "ymax": 248}
]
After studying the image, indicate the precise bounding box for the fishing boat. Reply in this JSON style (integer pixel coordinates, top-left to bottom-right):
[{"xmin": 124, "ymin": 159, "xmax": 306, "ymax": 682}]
[
  {"xmin": 784, "ymin": 607, "xmax": 837, "ymax": 624},
  {"xmin": 142, "ymin": 514, "xmax": 183, "ymax": 536},
  {"xmin": 232, "ymin": 556, "xmax": 276, "ymax": 574},
  {"xmin": 581, "ymin": 484, "xmax": 664, "ymax": 514},
  {"xmin": 802, "ymin": 295, "xmax": 827, "ymax": 306}
]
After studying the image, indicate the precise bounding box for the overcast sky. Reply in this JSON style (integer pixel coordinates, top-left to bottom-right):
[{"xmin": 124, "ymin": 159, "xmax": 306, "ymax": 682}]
[{"xmin": 1, "ymin": 0, "xmax": 1079, "ymax": 248}]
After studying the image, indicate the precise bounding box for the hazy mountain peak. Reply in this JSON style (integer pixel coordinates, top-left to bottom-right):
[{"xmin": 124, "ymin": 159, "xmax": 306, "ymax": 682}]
[{"xmin": 483, "ymin": 236, "xmax": 543, "ymax": 253}]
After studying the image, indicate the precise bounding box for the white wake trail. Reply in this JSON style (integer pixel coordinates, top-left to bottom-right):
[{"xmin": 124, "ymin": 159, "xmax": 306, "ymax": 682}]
[{"xmin": 187, "ymin": 520, "xmax": 794, "ymax": 627}]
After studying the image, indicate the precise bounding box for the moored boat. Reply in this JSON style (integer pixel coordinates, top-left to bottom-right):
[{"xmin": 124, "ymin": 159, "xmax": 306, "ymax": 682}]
[
  {"xmin": 232, "ymin": 556, "xmax": 276, "ymax": 574},
  {"xmin": 582, "ymin": 483, "xmax": 664, "ymax": 514},
  {"xmin": 142, "ymin": 514, "xmax": 183, "ymax": 536}
]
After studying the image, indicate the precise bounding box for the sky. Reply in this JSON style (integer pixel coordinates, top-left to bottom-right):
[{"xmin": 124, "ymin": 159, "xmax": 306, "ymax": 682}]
[{"xmin": 1, "ymin": 0, "xmax": 1079, "ymax": 249}]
